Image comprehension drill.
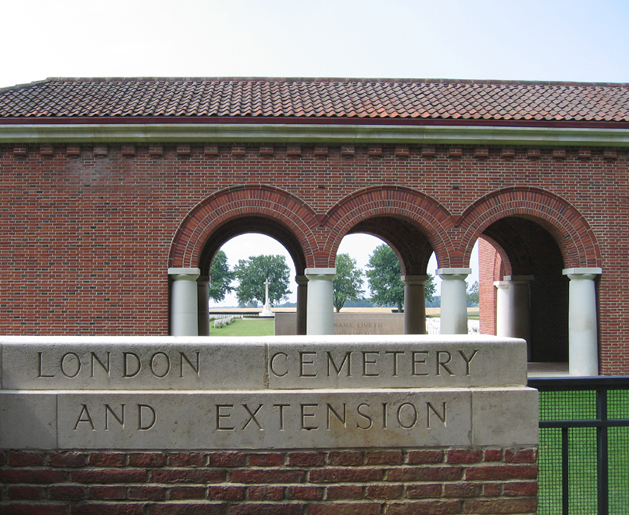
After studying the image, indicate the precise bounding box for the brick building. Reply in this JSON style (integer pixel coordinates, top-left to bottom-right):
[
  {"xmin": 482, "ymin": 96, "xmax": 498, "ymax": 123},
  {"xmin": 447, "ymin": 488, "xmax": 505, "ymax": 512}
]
[{"xmin": 0, "ymin": 78, "xmax": 627, "ymax": 374}]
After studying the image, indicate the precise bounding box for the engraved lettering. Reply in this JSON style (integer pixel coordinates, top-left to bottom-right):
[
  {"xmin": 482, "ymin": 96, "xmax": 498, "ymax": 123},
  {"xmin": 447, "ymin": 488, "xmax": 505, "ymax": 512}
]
[
  {"xmin": 104, "ymin": 404, "xmax": 125, "ymax": 430},
  {"xmin": 138, "ymin": 404, "xmax": 157, "ymax": 430},
  {"xmin": 150, "ymin": 352, "xmax": 170, "ymax": 378},
  {"xmin": 242, "ymin": 404, "xmax": 264, "ymax": 431},
  {"xmin": 273, "ymin": 403, "xmax": 290, "ymax": 430},
  {"xmin": 216, "ymin": 404, "xmax": 235, "ymax": 431},
  {"xmin": 385, "ymin": 351, "xmax": 404, "ymax": 376},
  {"xmin": 397, "ymin": 402, "xmax": 418, "ymax": 429},
  {"xmin": 60, "ymin": 352, "xmax": 81, "ymax": 378},
  {"xmin": 382, "ymin": 402, "xmax": 388, "ymax": 429},
  {"xmin": 427, "ymin": 402, "xmax": 447, "ymax": 427},
  {"xmin": 356, "ymin": 403, "xmax": 373, "ymax": 430},
  {"xmin": 179, "ymin": 351, "xmax": 200, "ymax": 377},
  {"xmin": 301, "ymin": 403, "xmax": 318, "ymax": 430},
  {"xmin": 270, "ymin": 352, "xmax": 288, "ymax": 377},
  {"xmin": 90, "ymin": 352, "xmax": 110, "ymax": 377},
  {"xmin": 436, "ymin": 351, "xmax": 454, "ymax": 376},
  {"xmin": 327, "ymin": 351, "xmax": 352, "ymax": 377},
  {"xmin": 37, "ymin": 352, "xmax": 55, "ymax": 378},
  {"xmin": 73, "ymin": 404, "xmax": 95, "ymax": 430},
  {"xmin": 458, "ymin": 350, "xmax": 478, "ymax": 375},
  {"xmin": 362, "ymin": 351, "xmax": 380, "ymax": 376},
  {"xmin": 123, "ymin": 352, "xmax": 141, "ymax": 377},
  {"xmin": 326, "ymin": 403, "xmax": 347, "ymax": 429},
  {"xmin": 299, "ymin": 351, "xmax": 317, "ymax": 377},
  {"xmin": 412, "ymin": 351, "xmax": 429, "ymax": 376}
]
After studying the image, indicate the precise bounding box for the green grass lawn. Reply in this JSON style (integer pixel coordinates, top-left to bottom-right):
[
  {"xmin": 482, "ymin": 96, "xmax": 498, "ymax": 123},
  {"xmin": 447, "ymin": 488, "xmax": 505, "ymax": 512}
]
[{"xmin": 209, "ymin": 318, "xmax": 275, "ymax": 336}]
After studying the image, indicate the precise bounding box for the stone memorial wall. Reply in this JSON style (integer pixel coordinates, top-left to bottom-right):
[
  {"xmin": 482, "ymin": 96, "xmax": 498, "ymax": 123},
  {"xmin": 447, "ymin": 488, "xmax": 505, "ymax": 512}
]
[
  {"xmin": 0, "ymin": 335, "xmax": 538, "ymax": 514},
  {"xmin": 275, "ymin": 313, "xmax": 405, "ymax": 336}
]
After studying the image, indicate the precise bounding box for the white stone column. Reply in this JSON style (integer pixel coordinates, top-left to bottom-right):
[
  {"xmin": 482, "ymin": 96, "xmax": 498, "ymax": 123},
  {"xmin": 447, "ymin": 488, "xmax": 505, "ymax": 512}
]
[
  {"xmin": 295, "ymin": 275, "xmax": 308, "ymax": 335},
  {"xmin": 169, "ymin": 268, "xmax": 200, "ymax": 336},
  {"xmin": 197, "ymin": 275, "xmax": 210, "ymax": 336},
  {"xmin": 402, "ymin": 275, "xmax": 428, "ymax": 334},
  {"xmin": 494, "ymin": 281, "xmax": 510, "ymax": 337},
  {"xmin": 563, "ymin": 268, "xmax": 602, "ymax": 376},
  {"xmin": 437, "ymin": 268, "xmax": 471, "ymax": 334},
  {"xmin": 505, "ymin": 275, "xmax": 533, "ymax": 359},
  {"xmin": 305, "ymin": 268, "xmax": 336, "ymax": 335}
]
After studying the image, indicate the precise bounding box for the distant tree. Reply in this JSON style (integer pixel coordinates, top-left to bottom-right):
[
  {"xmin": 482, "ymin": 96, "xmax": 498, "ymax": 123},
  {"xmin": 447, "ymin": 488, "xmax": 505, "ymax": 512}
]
[
  {"xmin": 366, "ymin": 245, "xmax": 405, "ymax": 312},
  {"xmin": 467, "ymin": 281, "xmax": 479, "ymax": 307},
  {"xmin": 333, "ymin": 254, "xmax": 364, "ymax": 312},
  {"xmin": 234, "ymin": 255, "xmax": 291, "ymax": 306},
  {"xmin": 208, "ymin": 250, "xmax": 234, "ymax": 302},
  {"xmin": 366, "ymin": 245, "xmax": 438, "ymax": 310},
  {"xmin": 424, "ymin": 274, "xmax": 436, "ymax": 304}
]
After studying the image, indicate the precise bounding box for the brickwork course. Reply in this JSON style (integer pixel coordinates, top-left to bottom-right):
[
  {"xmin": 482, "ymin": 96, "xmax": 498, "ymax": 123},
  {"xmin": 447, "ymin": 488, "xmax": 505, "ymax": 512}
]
[
  {"xmin": 0, "ymin": 448, "xmax": 538, "ymax": 514},
  {"xmin": 0, "ymin": 77, "xmax": 628, "ymax": 373}
]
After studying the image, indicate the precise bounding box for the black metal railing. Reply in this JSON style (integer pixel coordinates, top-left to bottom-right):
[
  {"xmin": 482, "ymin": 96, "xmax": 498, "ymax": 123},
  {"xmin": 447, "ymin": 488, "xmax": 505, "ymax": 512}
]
[{"xmin": 528, "ymin": 376, "xmax": 629, "ymax": 515}]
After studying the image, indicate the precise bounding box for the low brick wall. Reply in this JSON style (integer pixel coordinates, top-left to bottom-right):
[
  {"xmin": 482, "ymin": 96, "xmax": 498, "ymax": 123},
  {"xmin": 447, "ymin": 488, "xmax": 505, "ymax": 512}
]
[{"xmin": 0, "ymin": 447, "xmax": 538, "ymax": 514}]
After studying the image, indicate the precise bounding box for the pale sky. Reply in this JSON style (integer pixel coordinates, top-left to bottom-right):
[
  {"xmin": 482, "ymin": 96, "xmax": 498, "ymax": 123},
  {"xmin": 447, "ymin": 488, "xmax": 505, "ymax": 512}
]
[{"xmin": 2, "ymin": 0, "xmax": 627, "ymax": 305}]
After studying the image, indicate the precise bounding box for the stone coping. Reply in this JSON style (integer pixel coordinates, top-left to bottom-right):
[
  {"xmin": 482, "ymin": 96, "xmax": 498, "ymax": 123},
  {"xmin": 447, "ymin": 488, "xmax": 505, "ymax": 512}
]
[{"xmin": 0, "ymin": 335, "xmax": 527, "ymax": 390}]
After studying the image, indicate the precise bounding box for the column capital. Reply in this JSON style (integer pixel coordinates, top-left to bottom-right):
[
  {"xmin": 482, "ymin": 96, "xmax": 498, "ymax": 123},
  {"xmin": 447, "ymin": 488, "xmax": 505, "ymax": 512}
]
[
  {"xmin": 436, "ymin": 268, "xmax": 472, "ymax": 279},
  {"xmin": 305, "ymin": 268, "xmax": 336, "ymax": 279},
  {"xmin": 197, "ymin": 275, "xmax": 209, "ymax": 285},
  {"xmin": 504, "ymin": 275, "xmax": 534, "ymax": 282},
  {"xmin": 493, "ymin": 281, "xmax": 510, "ymax": 289},
  {"xmin": 168, "ymin": 267, "xmax": 201, "ymax": 278},
  {"xmin": 401, "ymin": 275, "xmax": 429, "ymax": 285},
  {"xmin": 295, "ymin": 275, "xmax": 308, "ymax": 286},
  {"xmin": 563, "ymin": 268, "xmax": 602, "ymax": 279}
]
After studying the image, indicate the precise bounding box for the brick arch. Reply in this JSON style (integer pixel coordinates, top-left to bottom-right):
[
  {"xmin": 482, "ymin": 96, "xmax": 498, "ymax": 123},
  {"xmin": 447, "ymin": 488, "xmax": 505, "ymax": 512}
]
[
  {"xmin": 348, "ymin": 217, "xmax": 434, "ymax": 275},
  {"xmin": 322, "ymin": 186, "xmax": 454, "ymax": 269},
  {"xmin": 457, "ymin": 187, "xmax": 601, "ymax": 269},
  {"xmin": 169, "ymin": 186, "xmax": 320, "ymax": 271}
]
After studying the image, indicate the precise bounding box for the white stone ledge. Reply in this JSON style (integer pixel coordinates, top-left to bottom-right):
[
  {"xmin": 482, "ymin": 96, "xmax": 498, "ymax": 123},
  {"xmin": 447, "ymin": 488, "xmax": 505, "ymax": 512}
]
[{"xmin": 1, "ymin": 123, "xmax": 629, "ymax": 147}]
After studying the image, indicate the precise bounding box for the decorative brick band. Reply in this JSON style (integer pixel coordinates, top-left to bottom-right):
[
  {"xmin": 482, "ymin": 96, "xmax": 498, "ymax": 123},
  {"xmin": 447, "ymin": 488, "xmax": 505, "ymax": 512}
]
[{"xmin": 0, "ymin": 447, "xmax": 538, "ymax": 514}]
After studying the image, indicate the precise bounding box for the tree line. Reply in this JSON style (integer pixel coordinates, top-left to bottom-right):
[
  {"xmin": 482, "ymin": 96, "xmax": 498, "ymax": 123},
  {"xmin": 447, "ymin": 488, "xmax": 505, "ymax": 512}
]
[{"xmin": 209, "ymin": 244, "xmax": 478, "ymax": 310}]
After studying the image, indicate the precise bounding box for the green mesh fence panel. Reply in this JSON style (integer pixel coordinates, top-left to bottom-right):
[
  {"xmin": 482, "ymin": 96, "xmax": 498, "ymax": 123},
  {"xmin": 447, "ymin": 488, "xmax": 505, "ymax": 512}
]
[
  {"xmin": 538, "ymin": 427, "xmax": 563, "ymax": 515},
  {"xmin": 609, "ymin": 389, "xmax": 629, "ymax": 419},
  {"xmin": 569, "ymin": 427, "xmax": 598, "ymax": 514},
  {"xmin": 539, "ymin": 390, "xmax": 596, "ymax": 421},
  {"xmin": 609, "ymin": 426, "xmax": 629, "ymax": 515}
]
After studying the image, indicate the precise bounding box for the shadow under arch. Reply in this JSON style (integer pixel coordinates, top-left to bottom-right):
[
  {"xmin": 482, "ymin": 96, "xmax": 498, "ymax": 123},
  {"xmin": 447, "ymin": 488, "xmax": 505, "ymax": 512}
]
[
  {"xmin": 168, "ymin": 185, "xmax": 320, "ymax": 271},
  {"xmin": 456, "ymin": 187, "xmax": 601, "ymax": 269},
  {"xmin": 322, "ymin": 186, "xmax": 454, "ymax": 269}
]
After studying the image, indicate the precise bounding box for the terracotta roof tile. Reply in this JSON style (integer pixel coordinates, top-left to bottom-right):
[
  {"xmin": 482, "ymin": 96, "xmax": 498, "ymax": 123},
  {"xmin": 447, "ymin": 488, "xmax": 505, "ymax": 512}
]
[{"xmin": 1, "ymin": 77, "xmax": 629, "ymax": 123}]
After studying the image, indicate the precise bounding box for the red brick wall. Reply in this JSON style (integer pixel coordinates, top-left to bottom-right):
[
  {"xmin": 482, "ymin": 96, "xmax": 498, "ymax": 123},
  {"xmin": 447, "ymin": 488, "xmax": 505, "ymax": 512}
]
[
  {"xmin": 0, "ymin": 143, "xmax": 626, "ymax": 373},
  {"xmin": 478, "ymin": 238, "xmax": 500, "ymax": 336},
  {"xmin": 0, "ymin": 447, "xmax": 538, "ymax": 514}
]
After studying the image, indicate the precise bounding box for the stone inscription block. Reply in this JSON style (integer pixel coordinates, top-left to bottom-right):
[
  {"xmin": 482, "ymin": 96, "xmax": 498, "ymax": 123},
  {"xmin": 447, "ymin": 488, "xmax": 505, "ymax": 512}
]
[
  {"xmin": 0, "ymin": 335, "xmax": 527, "ymax": 390},
  {"xmin": 275, "ymin": 313, "xmax": 404, "ymax": 336},
  {"xmin": 0, "ymin": 337, "xmax": 266, "ymax": 391},
  {"xmin": 267, "ymin": 336, "xmax": 526, "ymax": 389},
  {"xmin": 57, "ymin": 390, "xmax": 472, "ymax": 449}
]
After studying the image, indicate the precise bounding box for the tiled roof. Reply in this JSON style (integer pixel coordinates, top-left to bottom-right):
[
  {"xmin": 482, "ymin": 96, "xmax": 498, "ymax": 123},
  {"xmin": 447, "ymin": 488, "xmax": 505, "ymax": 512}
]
[{"xmin": 1, "ymin": 77, "xmax": 629, "ymax": 123}]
